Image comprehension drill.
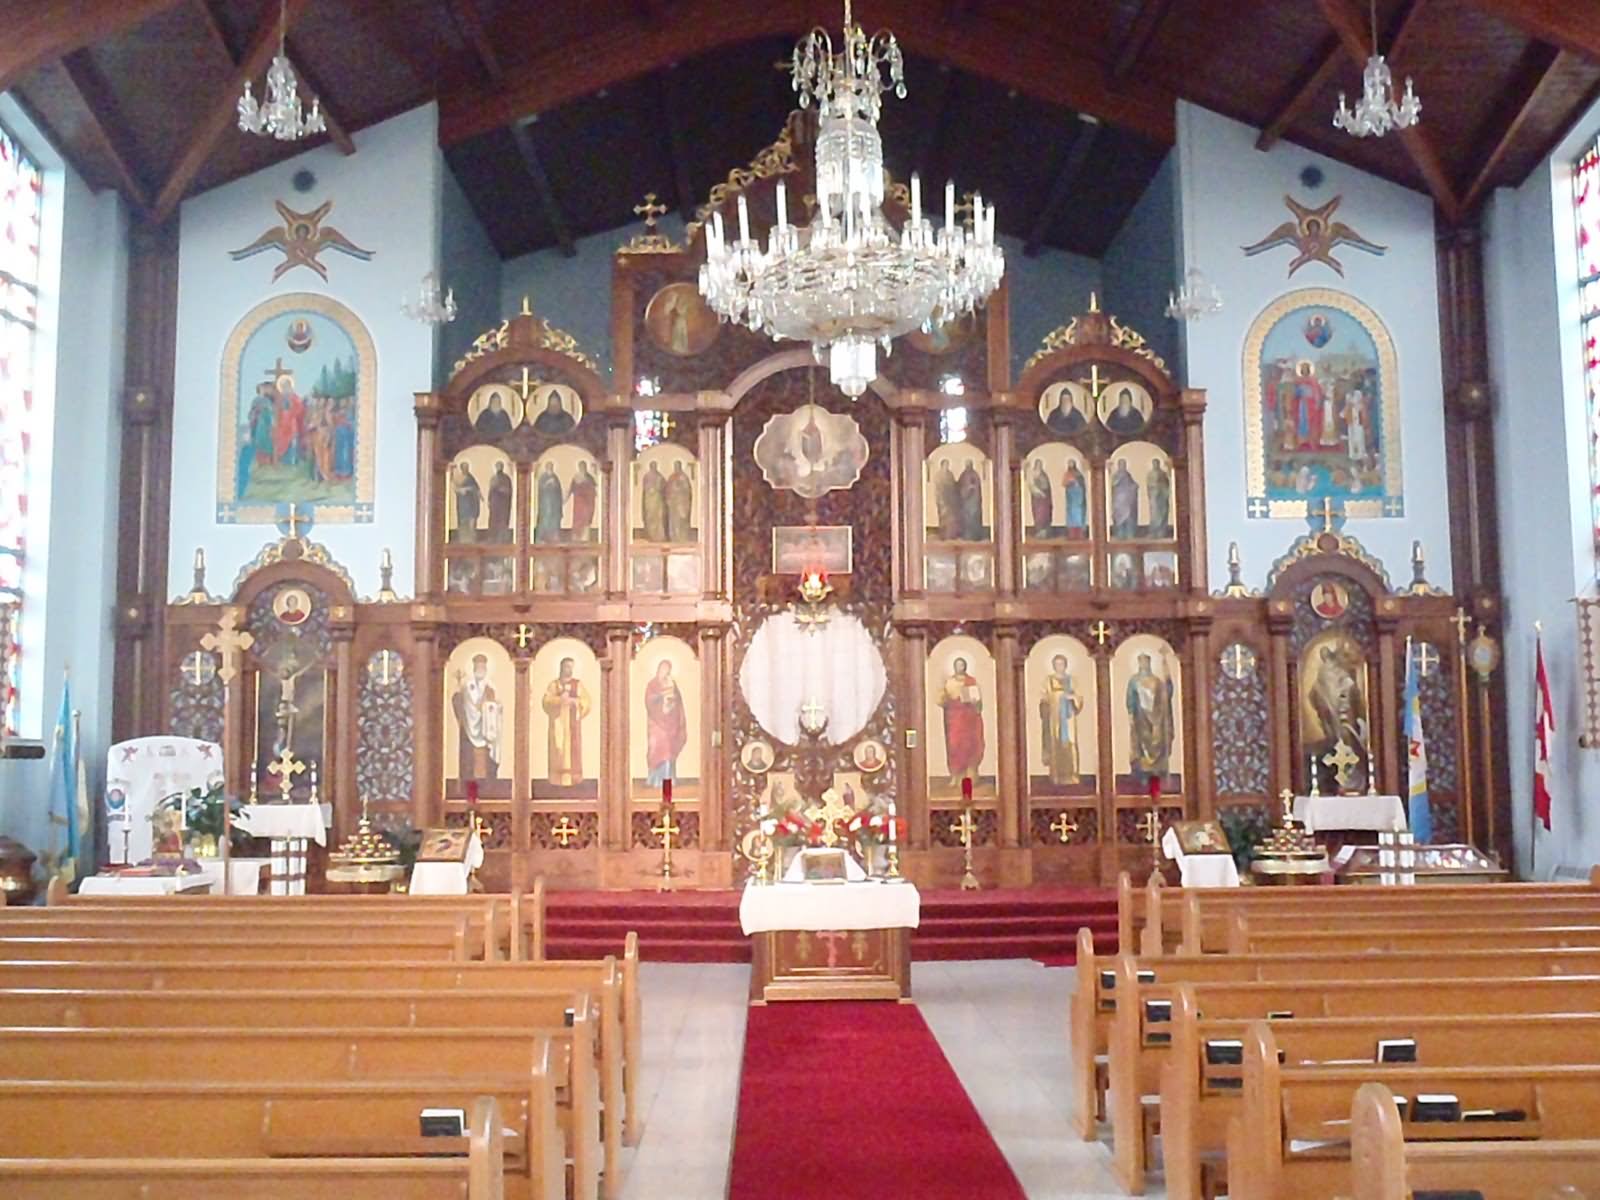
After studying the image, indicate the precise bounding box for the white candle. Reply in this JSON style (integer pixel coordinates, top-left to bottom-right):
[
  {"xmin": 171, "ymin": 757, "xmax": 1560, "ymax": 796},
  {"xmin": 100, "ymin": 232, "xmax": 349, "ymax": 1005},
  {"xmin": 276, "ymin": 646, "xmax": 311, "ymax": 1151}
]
[
  {"xmin": 737, "ymin": 195, "xmax": 751, "ymax": 244},
  {"xmin": 776, "ymin": 181, "xmax": 788, "ymax": 231},
  {"xmin": 910, "ymin": 173, "xmax": 922, "ymax": 225},
  {"xmin": 887, "ymin": 799, "xmax": 897, "ymax": 846},
  {"xmin": 712, "ymin": 210, "xmax": 725, "ymax": 250},
  {"xmin": 945, "ymin": 181, "xmax": 955, "ymax": 232},
  {"xmin": 194, "ymin": 547, "xmax": 205, "ymax": 573}
]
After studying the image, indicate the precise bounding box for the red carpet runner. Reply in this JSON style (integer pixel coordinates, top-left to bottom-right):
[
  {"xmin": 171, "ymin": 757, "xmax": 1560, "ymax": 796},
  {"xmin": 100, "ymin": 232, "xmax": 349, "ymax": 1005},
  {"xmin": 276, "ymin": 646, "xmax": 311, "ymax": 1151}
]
[{"xmin": 728, "ymin": 1002, "xmax": 1027, "ymax": 1200}]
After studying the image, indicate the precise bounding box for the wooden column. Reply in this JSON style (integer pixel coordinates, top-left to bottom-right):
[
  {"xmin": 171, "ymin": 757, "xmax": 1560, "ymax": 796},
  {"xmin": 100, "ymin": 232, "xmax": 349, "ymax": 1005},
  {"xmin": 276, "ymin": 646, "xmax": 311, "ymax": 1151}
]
[
  {"xmin": 896, "ymin": 403, "xmax": 928, "ymax": 594},
  {"xmin": 1436, "ymin": 220, "xmax": 1511, "ymax": 863},
  {"xmin": 697, "ymin": 400, "xmax": 730, "ymax": 599},
  {"xmin": 1376, "ymin": 617, "xmax": 1400, "ymax": 796},
  {"xmin": 513, "ymin": 650, "xmax": 531, "ymax": 861},
  {"xmin": 606, "ymin": 416, "xmax": 631, "ymax": 597},
  {"xmin": 413, "ymin": 394, "xmax": 441, "ymax": 597},
  {"xmin": 994, "ymin": 623, "xmax": 1022, "ymax": 846},
  {"xmin": 1180, "ymin": 388, "xmax": 1209, "ymax": 594},
  {"xmin": 899, "ymin": 625, "xmax": 930, "ymax": 846},
  {"xmin": 1093, "ymin": 637, "xmax": 1115, "ymax": 873},
  {"xmin": 1187, "ymin": 607, "xmax": 1214, "ymax": 816},
  {"xmin": 409, "ymin": 606, "xmax": 440, "ymax": 828},
  {"xmin": 604, "ymin": 625, "xmax": 632, "ymax": 850},
  {"xmin": 112, "ymin": 217, "xmax": 180, "ymax": 742},
  {"xmin": 331, "ymin": 608, "xmax": 356, "ymax": 842},
  {"xmin": 698, "ymin": 625, "xmax": 727, "ymax": 850},
  {"xmin": 992, "ymin": 408, "xmax": 1018, "ymax": 597},
  {"xmin": 1267, "ymin": 600, "xmax": 1296, "ymax": 794}
]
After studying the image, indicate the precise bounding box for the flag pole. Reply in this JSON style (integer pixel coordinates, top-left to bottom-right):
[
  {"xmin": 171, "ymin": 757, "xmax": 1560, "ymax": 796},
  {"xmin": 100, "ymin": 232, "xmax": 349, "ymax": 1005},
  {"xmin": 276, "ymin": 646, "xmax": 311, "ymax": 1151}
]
[{"xmin": 1532, "ymin": 620, "xmax": 1541, "ymax": 880}]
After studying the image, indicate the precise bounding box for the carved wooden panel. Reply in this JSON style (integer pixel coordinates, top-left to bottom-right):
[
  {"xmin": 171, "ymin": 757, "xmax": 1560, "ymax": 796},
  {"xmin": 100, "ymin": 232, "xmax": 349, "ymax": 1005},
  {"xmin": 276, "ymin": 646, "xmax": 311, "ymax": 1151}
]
[
  {"xmin": 356, "ymin": 648, "xmax": 414, "ymax": 809},
  {"xmin": 1212, "ymin": 642, "xmax": 1270, "ymax": 797}
]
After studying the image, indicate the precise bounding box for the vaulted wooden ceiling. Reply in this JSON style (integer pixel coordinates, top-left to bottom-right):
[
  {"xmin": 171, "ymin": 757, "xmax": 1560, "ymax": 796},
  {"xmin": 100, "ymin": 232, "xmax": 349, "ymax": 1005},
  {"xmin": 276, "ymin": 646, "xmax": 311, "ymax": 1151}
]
[{"xmin": 3, "ymin": 0, "xmax": 1598, "ymax": 259}]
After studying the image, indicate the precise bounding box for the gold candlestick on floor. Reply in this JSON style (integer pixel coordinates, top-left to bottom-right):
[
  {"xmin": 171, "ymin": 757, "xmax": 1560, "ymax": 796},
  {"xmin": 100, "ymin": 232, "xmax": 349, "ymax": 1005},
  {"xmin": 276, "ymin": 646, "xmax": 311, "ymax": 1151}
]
[
  {"xmin": 653, "ymin": 806, "xmax": 680, "ymax": 892},
  {"xmin": 950, "ymin": 806, "xmax": 980, "ymax": 891}
]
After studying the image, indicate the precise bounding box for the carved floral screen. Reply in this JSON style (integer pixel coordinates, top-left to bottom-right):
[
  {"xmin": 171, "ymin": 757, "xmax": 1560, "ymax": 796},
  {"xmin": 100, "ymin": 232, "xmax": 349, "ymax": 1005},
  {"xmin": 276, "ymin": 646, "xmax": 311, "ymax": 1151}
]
[
  {"xmin": 0, "ymin": 123, "xmax": 42, "ymax": 734},
  {"xmin": 1574, "ymin": 130, "xmax": 1600, "ymax": 558}
]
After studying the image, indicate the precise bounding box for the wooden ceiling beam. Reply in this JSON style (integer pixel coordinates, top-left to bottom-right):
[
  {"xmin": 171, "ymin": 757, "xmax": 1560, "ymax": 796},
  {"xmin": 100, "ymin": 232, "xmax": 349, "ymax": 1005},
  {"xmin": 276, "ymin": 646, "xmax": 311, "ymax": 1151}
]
[
  {"xmin": 193, "ymin": 0, "xmax": 353, "ymax": 156},
  {"xmin": 1459, "ymin": 43, "xmax": 1567, "ymax": 213},
  {"xmin": 445, "ymin": 0, "xmax": 505, "ymax": 86},
  {"xmin": 1315, "ymin": 0, "xmax": 1460, "ymax": 224},
  {"xmin": 1025, "ymin": 116, "xmax": 1100, "ymax": 257},
  {"xmin": 59, "ymin": 48, "xmax": 151, "ymax": 215},
  {"xmin": 1463, "ymin": 0, "xmax": 1600, "ymax": 64},
  {"xmin": 0, "ymin": 0, "xmax": 185, "ymax": 94},
  {"xmin": 436, "ymin": 0, "xmax": 1176, "ymax": 148},
  {"xmin": 510, "ymin": 120, "xmax": 576, "ymax": 257},
  {"xmin": 1110, "ymin": 0, "xmax": 1176, "ymax": 84},
  {"xmin": 658, "ymin": 65, "xmax": 697, "ymax": 222},
  {"xmin": 150, "ymin": 0, "xmax": 314, "ymax": 224}
]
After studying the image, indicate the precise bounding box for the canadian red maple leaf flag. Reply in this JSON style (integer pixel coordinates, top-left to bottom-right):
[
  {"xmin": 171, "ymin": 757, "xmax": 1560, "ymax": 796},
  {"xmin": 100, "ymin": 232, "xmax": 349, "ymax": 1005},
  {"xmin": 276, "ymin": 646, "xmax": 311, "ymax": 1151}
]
[{"xmin": 1534, "ymin": 631, "xmax": 1556, "ymax": 831}]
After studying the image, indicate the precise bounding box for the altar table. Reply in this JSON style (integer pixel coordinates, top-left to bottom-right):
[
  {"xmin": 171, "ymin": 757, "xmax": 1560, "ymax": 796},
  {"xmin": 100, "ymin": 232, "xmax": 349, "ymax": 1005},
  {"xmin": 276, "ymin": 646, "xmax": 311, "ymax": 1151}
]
[
  {"xmin": 408, "ymin": 833, "xmax": 484, "ymax": 895},
  {"xmin": 79, "ymin": 871, "xmax": 212, "ymax": 896},
  {"xmin": 232, "ymin": 804, "xmax": 328, "ymax": 895},
  {"xmin": 1292, "ymin": 793, "xmax": 1407, "ymax": 834},
  {"xmin": 1161, "ymin": 827, "xmax": 1240, "ymax": 887},
  {"xmin": 739, "ymin": 881, "xmax": 920, "ymax": 1003}
]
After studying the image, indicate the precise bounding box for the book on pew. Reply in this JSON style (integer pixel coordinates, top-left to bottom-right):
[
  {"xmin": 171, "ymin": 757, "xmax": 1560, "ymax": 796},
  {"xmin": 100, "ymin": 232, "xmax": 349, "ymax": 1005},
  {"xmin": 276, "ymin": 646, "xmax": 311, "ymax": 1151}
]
[
  {"xmin": 420, "ymin": 1108, "xmax": 466, "ymax": 1137},
  {"xmin": 1377, "ymin": 1037, "xmax": 1417, "ymax": 1063},
  {"xmin": 1411, "ymin": 1094, "xmax": 1461, "ymax": 1123}
]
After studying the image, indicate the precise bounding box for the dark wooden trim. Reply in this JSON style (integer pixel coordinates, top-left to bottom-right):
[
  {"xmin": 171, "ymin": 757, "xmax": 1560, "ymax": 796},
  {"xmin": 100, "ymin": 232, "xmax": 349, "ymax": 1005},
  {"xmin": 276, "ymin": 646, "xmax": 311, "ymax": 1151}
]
[
  {"xmin": 1256, "ymin": 36, "xmax": 1345, "ymax": 152},
  {"xmin": 1464, "ymin": 0, "xmax": 1600, "ymax": 63},
  {"xmin": 510, "ymin": 119, "xmax": 576, "ymax": 258},
  {"xmin": 0, "ymin": 0, "xmax": 185, "ymax": 95},
  {"xmin": 445, "ymin": 0, "xmax": 506, "ymax": 86},
  {"xmin": 112, "ymin": 217, "xmax": 180, "ymax": 743},
  {"xmin": 658, "ymin": 66, "xmax": 697, "ymax": 223},
  {"xmin": 59, "ymin": 49, "xmax": 151, "ymax": 214},
  {"xmin": 1110, "ymin": 0, "xmax": 1177, "ymax": 84},
  {"xmin": 1459, "ymin": 44, "xmax": 1567, "ymax": 214},
  {"xmin": 1025, "ymin": 116, "xmax": 1099, "ymax": 258}
]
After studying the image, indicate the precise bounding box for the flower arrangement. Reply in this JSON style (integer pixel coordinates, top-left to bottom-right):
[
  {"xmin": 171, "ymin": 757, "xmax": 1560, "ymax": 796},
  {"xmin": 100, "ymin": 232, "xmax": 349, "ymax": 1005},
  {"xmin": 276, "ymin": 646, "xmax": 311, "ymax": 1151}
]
[{"xmin": 153, "ymin": 782, "xmax": 246, "ymax": 856}]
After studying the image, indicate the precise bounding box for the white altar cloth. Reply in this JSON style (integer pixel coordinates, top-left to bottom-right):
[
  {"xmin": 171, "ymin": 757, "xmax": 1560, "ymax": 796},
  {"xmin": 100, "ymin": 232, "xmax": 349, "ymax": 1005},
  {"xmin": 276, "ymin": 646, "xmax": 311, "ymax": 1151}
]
[
  {"xmin": 79, "ymin": 872, "xmax": 212, "ymax": 896},
  {"xmin": 739, "ymin": 881, "xmax": 921, "ymax": 935},
  {"xmin": 233, "ymin": 804, "xmax": 328, "ymax": 895},
  {"xmin": 104, "ymin": 736, "xmax": 223, "ymax": 865},
  {"xmin": 186, "ymin": 858, "xmax": 271, "ymax": 895},
  {"xmin": 408, "ymin": 834, "xmax": 484, "ymax": 895},
  {"xmin": 1161, "ymin": 827, "xmax": 1241, "ymax": 887},
  {"xmin": 1293, "ymin": 794, "xmax": 1407, "ymax": 834}
]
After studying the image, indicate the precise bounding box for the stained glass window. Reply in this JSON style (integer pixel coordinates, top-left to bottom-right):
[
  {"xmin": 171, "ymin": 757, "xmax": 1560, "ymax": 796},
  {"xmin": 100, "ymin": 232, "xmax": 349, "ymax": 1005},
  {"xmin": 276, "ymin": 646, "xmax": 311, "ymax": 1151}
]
[
  {"xmin": 1574, "ymin": 133, "xmax": 1600, "ymax": 557},
  {"xmin": 938, "ymin": 405, "xmax": 969, "ymax": 445},
  {"xmin": 633, "ymin": 409, "xmax": 672, "ymax": 453},
  {"xmin": 0, "ymin": 123, "xmax": 42, "ymax": 734}
]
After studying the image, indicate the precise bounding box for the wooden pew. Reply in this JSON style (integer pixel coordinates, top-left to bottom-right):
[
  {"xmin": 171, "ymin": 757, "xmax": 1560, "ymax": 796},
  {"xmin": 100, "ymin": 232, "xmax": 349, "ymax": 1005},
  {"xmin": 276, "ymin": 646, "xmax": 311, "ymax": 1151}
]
[
  {"xmin": 1350, "ymin": 1081, "xmax": 1600, "ymax": 1200},
  {"xmin": 0, "ymin": 1017, "xmax": 604, "ymax": 1200},
  {"xmin": 1122, "ymin": 868, "xmax": 1600, "ymax": 956},
  {"xmin": 1224, "ymin": 1021, "xmax": 1600, "ymax": 1200},
  {"xmin": 0, "ymin": 1093, "xmax": 507, "ymax": 1199},
  {"xmin": 1233, "ymin": 922, "xmax": 1600, "ymax": 956},
  {"xmin": 0, "ymin": 935, "xmax": 643, "ymax": 1147},
  {"xmin": 0, "ymin": 1068, "xmax": 565, "ymax": 1200},
  {"xmin": 1157, "ymin": 985, "xmax": 1600, "ymax": 1200},
  {"xmin": 0, "ymin": 932, "xmax": 469, "ymax": 961}
]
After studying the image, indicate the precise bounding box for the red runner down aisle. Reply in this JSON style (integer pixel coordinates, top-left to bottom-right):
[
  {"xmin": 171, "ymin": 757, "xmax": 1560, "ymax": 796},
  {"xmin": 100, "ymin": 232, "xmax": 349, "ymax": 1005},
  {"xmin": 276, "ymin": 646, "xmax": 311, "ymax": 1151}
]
[{"xmin": 728, "ymin": 1002, "xmax": 1026, "ymax": 1200}]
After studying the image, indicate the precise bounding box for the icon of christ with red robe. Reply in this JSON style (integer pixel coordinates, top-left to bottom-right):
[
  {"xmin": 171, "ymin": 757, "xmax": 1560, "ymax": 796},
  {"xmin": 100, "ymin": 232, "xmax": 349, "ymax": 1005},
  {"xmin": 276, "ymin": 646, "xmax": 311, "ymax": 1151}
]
[
  {"xmin": 938, "ymin": 656, "xmax": 985, "ymax": 787},
  {"xmin": 541, "ymin": 657, "xmax": 591, "ymax": 787}
]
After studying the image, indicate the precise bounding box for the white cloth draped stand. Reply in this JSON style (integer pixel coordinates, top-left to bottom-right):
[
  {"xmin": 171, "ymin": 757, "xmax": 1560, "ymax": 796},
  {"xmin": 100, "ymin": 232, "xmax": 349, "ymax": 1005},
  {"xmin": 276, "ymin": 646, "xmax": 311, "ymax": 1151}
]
[
  {"xmin": 408, "ymin": 833, "xmax": 484, "ymax": 895},
  {"xmin": 1293, "ymin": 794, "xmax": 1407, "ymax": 833},
  {"xmin": 232, "ymin": 804, "xmax": 328, "ymax": 894},
  {"xmin": 738, "ymin": 880, "xmax": 921, "ymax": 935},
  {"xmin": 1161, "ymin": 826, "xmax": 1241, "ymax": 887}
]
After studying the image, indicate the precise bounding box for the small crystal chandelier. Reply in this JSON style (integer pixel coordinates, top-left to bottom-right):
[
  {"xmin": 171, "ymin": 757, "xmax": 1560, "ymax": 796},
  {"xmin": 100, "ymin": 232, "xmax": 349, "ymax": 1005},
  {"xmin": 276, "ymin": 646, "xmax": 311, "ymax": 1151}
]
[
  {"xmin": 1333, "ymin": 0, "xmax": 1420, "ymax": 139},
  {"xmin": 402, "ymin": 271, "xmax": 457, "ymax": 326},
  {"xmin": 1166, "ymin": 268, "xmax": 1223, "ymax": 322},
  {"xmin": 237, "ymin": 0, "xmax": 326, "ymax": 142},
  {"xmin": 698, "ymin": 0, "xmax": 1004, "ymax": 398}
]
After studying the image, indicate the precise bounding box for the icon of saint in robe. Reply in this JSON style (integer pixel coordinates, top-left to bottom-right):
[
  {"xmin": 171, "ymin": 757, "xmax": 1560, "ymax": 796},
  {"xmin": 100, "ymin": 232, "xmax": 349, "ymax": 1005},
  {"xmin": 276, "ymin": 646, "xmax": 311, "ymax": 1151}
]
[
  {"xmin": 568, "ymin": 460, "xmax": 598, "ymax": 541},
  {"xmin": 1063, "ymin": 462, "xmax": 1088, "ymax": 538},
  {"xmin": 541, "ymin": 657, "xmax": 591, "ymax": 787},
  {"xmin": 473, "ymin": 391, "xmax": 514, "ymax": 436},
  {"xmin": 1040, "ymin": 654, "xmax": 1083, "ymax": 785},
  {"xmin": 1146, "ymin": 459, "xmax": 1172, "ymax": 539},
  {"xmin": 453, "ymin": 654, "xmax": 502, "ymax": 783},
  {"xmin": 534, "ymin": 461, "xmax": 564, "ymax": 544},
  {"xmin": 640, "ymin": 461, "xmax": 668, "ymax": 542},
  {"xmin": 958, "ymin": 461, "xmax": 985, "ymax": 540},
  {"xmin": 533, "ymin": 389, "xmax": 577, "ymax": 436},
  {"xmin": 933, "ymin": 460, "xmax": 962, "ymax": 540},
  {"xmin": 1110, "ymin": 459, "xmax": 1139, "ymax": 539},
  {"xmin": 1028, "ymin": 459, "xmax": 1053, "ymax": 539},
  {"xmin": 644, "ymin": 660, "xmax": 688, "ymax": 786},
  {"xmin": 1308, "ymin": 640, "xmax": 1368, "ymax": 781},
  {"xmin": 451, "ymin": 462, "xmax": 482, "ymax": 543},
  {"xmin": 938, "ymin": 657, "xmax": 985, "ymax": 786},
  {"xmin": 664, "ymin": 462, "xmax": 694, "ymax": 542},
  {"xmin": 1046, "ymin": 390, "xmax": 1086, "ymax": 435},
  {"xmin": 1126, "ymin": 652, "xmax": 1175, "ymax": 780},
  {"xmin": 487, "ymin": 461, "xmax": 514, "ymax": 543},
  {"xmin": 1104, "ymin": 386, "xmax": 1146, "ymax": 435}
]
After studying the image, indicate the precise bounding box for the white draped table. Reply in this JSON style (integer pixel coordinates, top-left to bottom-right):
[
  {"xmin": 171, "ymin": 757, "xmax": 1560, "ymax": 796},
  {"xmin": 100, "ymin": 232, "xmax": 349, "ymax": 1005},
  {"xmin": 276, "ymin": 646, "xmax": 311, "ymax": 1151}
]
[
  {"xmin": 78, "ymin": 871, "xmax": 213, "ymax": 896},
  {"xmin": 1292, "ymin": 794, "xmax": 1407, "ymax": 834},
  {"xmin": 1160, "ymin": 827, "xmax": 1241, "ymax": 887},
  {"xmin": 740, "ymin": 881, "xmax": 920, "ymax": 1003},
  {"xmin": 408, "ymin": 833, "xmax": 484, "ymax": 895},
  {"xmin": 232, "ymin": 804, "xmax": 328, "ymax": 894}
]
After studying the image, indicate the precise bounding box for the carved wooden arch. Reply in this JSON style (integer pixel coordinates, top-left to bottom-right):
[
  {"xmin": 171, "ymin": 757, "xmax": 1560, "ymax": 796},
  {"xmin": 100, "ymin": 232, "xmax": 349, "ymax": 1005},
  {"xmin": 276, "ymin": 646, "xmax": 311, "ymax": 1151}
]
[
  {"xmin": 1266, "ymin": 544, "xmax": 1392, "ymax": 606},
  {"xmin": 1016, "ymin": 337, "xmax": 1178, "ymax": 410},
  {"xmin": 231, "ymin": 552, "xmax": 357, "ymax": 612},
  {"xmin": 443, "ymin": 341, "xmax": 614, "ymax": 417},
  {"xmin": 724, "ymin": 347, "xmax": 900, "ymax": 407}
]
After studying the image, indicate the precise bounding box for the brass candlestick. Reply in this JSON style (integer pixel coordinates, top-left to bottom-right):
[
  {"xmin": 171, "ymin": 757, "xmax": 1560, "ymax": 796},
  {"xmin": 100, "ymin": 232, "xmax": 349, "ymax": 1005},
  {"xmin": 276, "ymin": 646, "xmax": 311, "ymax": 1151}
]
[{"xmin": 950, "ymin": 806, "xmax": 979, "ymax": 891}]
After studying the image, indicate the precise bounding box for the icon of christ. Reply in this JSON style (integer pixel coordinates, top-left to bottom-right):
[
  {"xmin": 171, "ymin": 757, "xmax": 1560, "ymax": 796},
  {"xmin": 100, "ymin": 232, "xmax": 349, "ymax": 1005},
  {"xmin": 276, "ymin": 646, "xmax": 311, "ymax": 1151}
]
[
  {"xmin": 938, "ymin": 657, "xmax": 985, "ymax": 786},
  {"xmin": 541, "ymin": 657, "xmax": 591, "ymax": 787}
]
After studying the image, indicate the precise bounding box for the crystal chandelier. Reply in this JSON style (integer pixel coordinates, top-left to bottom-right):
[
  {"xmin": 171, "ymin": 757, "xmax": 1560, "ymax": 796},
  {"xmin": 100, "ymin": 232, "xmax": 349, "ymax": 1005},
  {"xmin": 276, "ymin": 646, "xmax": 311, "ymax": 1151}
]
[
  {"xmin": 698, "ymin": 0, "xmax": 1003, "ymax": 398},
  {"xmin": 1166, "ymin": 267, "xmax": 1223, "ymax": 322},
  {"xmin": 1332, "ymin": 0, "xmax": 1420, "ymax": 139},
  {"xmin": 402, "ymin": 272, "xmax": 457, "ymax": 325},
  {"xmin": 237, "ymin": 0, "xmax": 326, "ymax": 142}
]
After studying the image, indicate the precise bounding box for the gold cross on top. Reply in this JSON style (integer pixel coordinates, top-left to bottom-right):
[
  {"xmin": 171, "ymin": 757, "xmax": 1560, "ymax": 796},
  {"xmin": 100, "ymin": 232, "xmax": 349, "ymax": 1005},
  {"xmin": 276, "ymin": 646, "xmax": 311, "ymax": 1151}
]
[
  {"xmin": 651, "ymin": 809, "xmax": 681, "ymax": 849},
  {"xmin": 948, "ymin": 807, "xmax": 977, "ymax": 848},
  {"xmin": 1080, "ymin": 363, "xmax": 1109, "ymax": 401},
  {"xmin": 551, "ymin": 815, "xmax": 580, "ymax": 847},
  {"xmin": 267, "ymin": 746, "xmax": 306, "ymax": 799},
  {"xmin": 1452, "ymin": 606, "xmax": 1471, "ymax": 645},
  {"xmin": 1137, "ymin": 809, "xmax": 1162, "ymax": 844},
  {"xmin": 516, "ymin": 366, "xmax": 536, "ymax": 401},
  {"xmin": 634, "ymin": 192, "xmax": 669, "ymax": 229},
  {"xmin": 374, "ymin": 649, "xmax": 399, "ymax": 686},
  {"xmin": 804, "ymin": 788, "xmax": 855, "ymax": 848},
  {"xmin": 1090, "ymin": 620, "xmax": 1113, "ymax": 646},
  {"xmin": 1323, "ymin": 739, "xmax": 1361, "ymax": 789},
  {"xmin": 1223, "ymin": 643, "xmax": 1253, "ymax": 678},
  {"xmin": 1413, "ymin": 642, "xmax": 1440, "ymax": 679},
  {"xmin": 200, "ymin": 608, "xmax": 254, "ymax": 684},
  {"xmin": 182, "ymin": 650, "xmax": 212, "ymax": 687},
  {"xmin": 514, "ymin": 623, "xmax": 536, "ymax": 649},
  {"xmin": 1050, "ymin": 812, "xmax": 1078, "ymax": 844}
]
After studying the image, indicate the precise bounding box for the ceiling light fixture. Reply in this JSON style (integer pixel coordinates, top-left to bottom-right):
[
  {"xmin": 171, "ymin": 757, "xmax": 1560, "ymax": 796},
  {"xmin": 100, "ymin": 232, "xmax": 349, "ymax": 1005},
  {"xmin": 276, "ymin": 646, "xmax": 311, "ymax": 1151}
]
[
  {"xmin": 1333, "ymin": 0, "xmax": 1420, "ymax": 139},
  {"xmin": 237, "ymin": 0, "xmax": 327, "ymax": 142}
]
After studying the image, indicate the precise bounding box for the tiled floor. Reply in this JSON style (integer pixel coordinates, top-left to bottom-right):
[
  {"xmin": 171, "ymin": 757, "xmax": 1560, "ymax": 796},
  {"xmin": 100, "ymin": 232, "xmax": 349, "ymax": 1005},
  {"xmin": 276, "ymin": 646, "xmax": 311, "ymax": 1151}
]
[{"xmin": 618, "ymin": 959, "xmax": 1156, "ymax": 1200}]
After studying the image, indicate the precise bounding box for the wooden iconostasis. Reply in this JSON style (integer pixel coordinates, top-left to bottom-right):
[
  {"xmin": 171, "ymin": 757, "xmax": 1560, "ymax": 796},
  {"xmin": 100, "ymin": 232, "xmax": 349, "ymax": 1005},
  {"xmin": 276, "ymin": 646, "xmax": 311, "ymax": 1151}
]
[{"xmin": 160, "ymin": 119, "xmax": 1495, "ymax": 889}]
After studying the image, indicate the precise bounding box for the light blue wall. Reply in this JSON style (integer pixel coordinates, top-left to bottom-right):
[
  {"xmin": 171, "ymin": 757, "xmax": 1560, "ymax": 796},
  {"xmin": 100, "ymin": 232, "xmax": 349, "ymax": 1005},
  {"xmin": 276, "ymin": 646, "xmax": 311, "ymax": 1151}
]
[
  {"xmin": 1176, "ymin": 102, "xmax": 1452, "ymax": 593},
  {"xmin": 1485, "ymin": 93, "xmax": 1600, "ymax": 878},
  {"xmin": 169, "ymin": 104, "xmax": 442, "ymax": 602},
  {"xmin": 436, "ymin": 165, "xmax": 502, "ymax": 389},
  {"xmin": 0, "ymin": 96, "xmax": 128, "ymax": 860},
  {"xmin": 1104, "ymin": 152, "xmax": 1181, "ymax": 377},
  {"xmin": 497, "ymin": 223, "xmax": 1100, "ymax": 389}
]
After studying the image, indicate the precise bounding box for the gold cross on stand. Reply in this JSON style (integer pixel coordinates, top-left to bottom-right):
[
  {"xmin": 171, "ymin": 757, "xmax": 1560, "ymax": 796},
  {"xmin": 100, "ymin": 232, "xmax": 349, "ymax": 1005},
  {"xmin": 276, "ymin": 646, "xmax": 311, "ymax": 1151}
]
[
  {"xmin": 1079, "ymin": 363, "xmax": 1110, "ymax": 402},
  {"xmin": 652, "ymin": 805, "xmax": 681, "ymax": 892},
  {"xmin": 1137, "ymin": 808, "xmax": 1162, "ymax": 845},
  {"xmin": 200, "ymin": 608, "xmax": 254, "ymax": 684},
  {"xmin": 1452, "ymin": 606, "xmax": 1472, "ymax": 645},
  {"xmin": 804, "ymin": 789, "xmax": 855, "ymax": 848},
  {"xmin": 515, "ymin": 366, "xmax": 536, "ymax": 402},
  {"xmin": 950, "ymin": 806, "xmax": 981, "ymax": 890},
  {"xmin": 1323, "ymin": 739, "xmax": 1361, "ymax": 791},
  {"xmin": 1413, "ymin": 641, "xmax": 1440, "ymax": 679},
  {"xmin": 513, "ymin": 623, "xmax": 536, "ymax": 650},
  {"xmin": 551, "ymin": 815, "xmax": 580, "ymax": 848},
  {"xmin": 1090, "ymin": 620, "xmax": 1113, "ymax": 647},
  {"xmin": 1050, "ymin": 812, "xmax": 1079, "ymax": 844},
  {"xmin": 1318, "ymin": 497, "xmax": 1335, "ymax": 531},
  {"xmin": 633, "ymin": 192, "xmax": 669, "ymax": 229},
  {"xmin": 267, "ymin": 746, "xmax": 306, "ymax": 800},
  {"xmin": 182, "ymin": 650, "xmax": 212, "ymax": 687}
]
